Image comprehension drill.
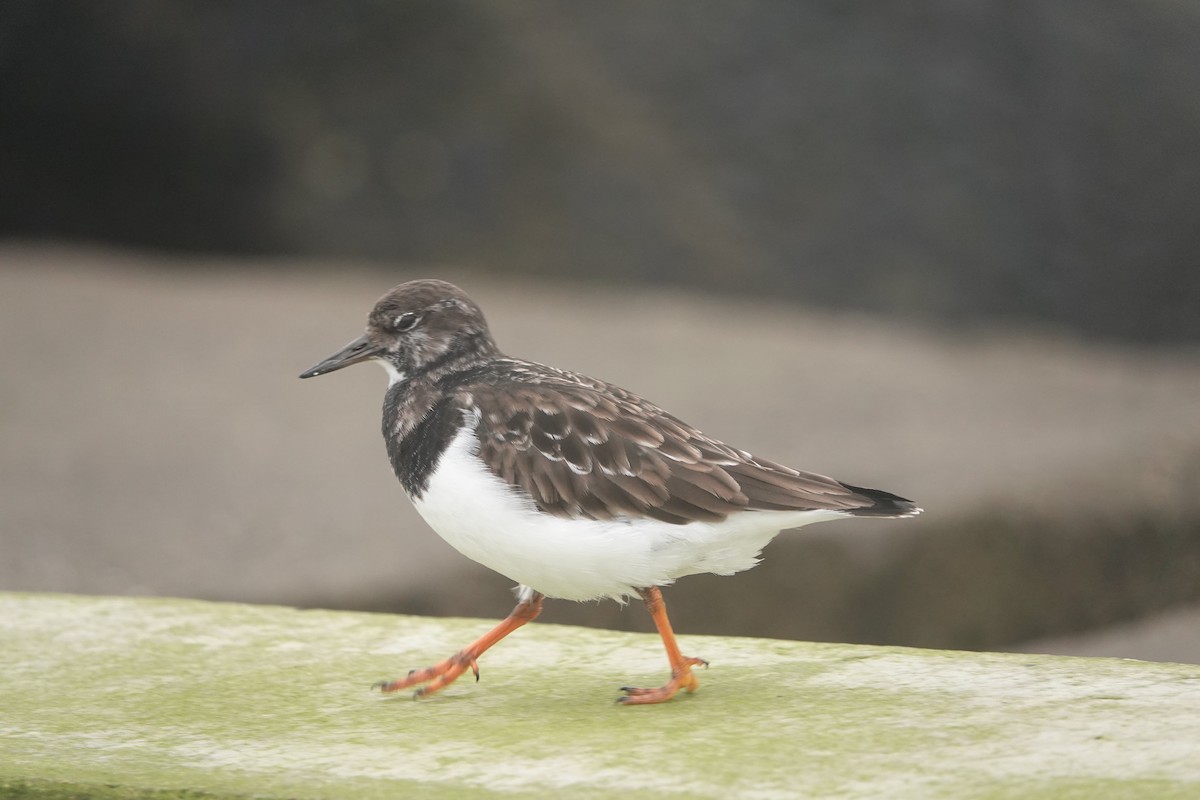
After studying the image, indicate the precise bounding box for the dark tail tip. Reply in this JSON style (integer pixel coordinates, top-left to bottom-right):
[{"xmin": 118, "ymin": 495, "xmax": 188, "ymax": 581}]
[{"xmin": 840, "ymin": 483, "xmax": 923, "ymax": 518}]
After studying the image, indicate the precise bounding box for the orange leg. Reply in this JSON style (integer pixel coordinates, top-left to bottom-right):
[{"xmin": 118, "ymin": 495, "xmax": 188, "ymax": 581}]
[
  {"xmin": 618, "ymin": 586, "xmax": 707, "ymax": 705},
  {"xmin": 375, "ymin": 591, "xmax": 544, "ymax": 699}
]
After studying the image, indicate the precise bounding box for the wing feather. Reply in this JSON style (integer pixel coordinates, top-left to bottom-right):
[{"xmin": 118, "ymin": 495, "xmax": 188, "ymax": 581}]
[{"xmin": 465, "ymin": 360, "xmax": 899, "ymax": 524}]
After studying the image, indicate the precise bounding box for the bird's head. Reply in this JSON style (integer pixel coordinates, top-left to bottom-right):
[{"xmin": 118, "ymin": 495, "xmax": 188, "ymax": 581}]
[{"xmin": 299, "ymin": 279, "xmax": 498, "ymax": 383}]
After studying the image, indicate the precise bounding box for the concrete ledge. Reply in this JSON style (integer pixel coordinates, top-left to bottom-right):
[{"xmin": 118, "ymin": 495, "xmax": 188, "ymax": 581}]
[{"xmin": 2, "ymin": 593, "xmax": 1198, "ymax": 798}]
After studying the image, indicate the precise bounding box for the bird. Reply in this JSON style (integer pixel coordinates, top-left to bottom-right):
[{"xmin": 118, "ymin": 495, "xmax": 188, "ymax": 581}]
[{"xmin": 300, "ymin": 279, "xmax": 920, "ymax": 704}]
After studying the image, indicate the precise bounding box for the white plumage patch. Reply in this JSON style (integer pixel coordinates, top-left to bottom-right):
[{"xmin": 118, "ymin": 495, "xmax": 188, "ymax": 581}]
[
  {"xmin": 375, "ymin": 359, "xmax": 406, "ymax": 386},
  {"xmin": 411, "ymin": 422, "xmax": 845, "ymax": 601}
]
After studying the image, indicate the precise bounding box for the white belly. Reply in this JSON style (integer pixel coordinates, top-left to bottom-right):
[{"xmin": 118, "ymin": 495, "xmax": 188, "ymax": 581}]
[{"xmin": 410, "ymin": 424, "xmax": 844, "ymax": 601}]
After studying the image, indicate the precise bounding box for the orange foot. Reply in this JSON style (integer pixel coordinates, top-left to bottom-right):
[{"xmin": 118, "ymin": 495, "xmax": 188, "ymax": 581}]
[
  {"xmin": 618, "ymin": 656, "xmax": 709, "ymax": 705},
  {"xmin": 374, "ymin": 591, "xmax": 544, "ymax": 700},
  {"xmin": 374, "ymin": 652, "xmax": 480, "ymax": 699}
]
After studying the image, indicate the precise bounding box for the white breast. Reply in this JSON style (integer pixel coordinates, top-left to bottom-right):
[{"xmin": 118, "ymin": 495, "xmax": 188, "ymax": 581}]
[{"xmin": 409, "ymin": 422, "xmax": 845, "ymax": 601}]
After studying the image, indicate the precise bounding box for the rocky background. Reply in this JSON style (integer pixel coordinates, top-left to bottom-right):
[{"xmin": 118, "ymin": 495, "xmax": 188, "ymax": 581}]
[{"xmin": 2, "ymin": 2, "xmax": 1198, "ymax": 661}]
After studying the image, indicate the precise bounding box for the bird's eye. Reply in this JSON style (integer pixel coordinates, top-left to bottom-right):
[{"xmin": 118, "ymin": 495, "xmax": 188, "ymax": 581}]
[{"xmin": 394, "ymin": 312, "xmax": 419, "ymax": 332}]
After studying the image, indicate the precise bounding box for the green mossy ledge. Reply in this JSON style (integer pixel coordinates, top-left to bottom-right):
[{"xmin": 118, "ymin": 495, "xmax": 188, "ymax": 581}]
[{"xmin": 2, "ymin": 594, "xmax": 1198, "ymax": 799}]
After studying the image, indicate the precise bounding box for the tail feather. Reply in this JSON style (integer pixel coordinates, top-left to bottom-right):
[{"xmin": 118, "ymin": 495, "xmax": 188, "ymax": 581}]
[{"xmin": 839, "ymin": 483, "xmax": 922, "ymax": 518}]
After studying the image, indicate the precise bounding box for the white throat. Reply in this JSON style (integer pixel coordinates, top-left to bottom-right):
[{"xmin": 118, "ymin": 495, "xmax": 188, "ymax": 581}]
[{"xmin": 375, "ymin": 359, "xmax": 407, "ymax": 386}]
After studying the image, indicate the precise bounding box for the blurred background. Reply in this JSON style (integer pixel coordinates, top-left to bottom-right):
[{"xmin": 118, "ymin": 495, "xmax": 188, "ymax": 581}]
[{"xmin": 3, "ymin": 1, "xmax": 1199, "ymax": 663}]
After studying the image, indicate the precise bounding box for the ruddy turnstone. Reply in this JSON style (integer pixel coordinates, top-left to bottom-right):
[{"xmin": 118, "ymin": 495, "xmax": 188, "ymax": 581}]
[{"xmin": 300, "ymin": 280, "xmax": 920, "ymax": 704}]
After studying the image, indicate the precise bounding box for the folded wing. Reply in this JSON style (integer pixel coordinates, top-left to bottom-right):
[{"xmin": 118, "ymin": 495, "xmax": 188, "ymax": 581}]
[{"xmin": 467, "ymin": 364, "xmax": 917, "ymax": 525}]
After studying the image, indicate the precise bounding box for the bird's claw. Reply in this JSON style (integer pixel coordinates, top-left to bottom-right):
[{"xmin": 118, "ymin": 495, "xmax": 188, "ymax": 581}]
[
  {"xmin": 615, "ymin": 656, "xmax": 707, "ymax": 705},
  {"xmin": 373, "ymin": 651, "xmax": 481, "ymax": 699}
]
